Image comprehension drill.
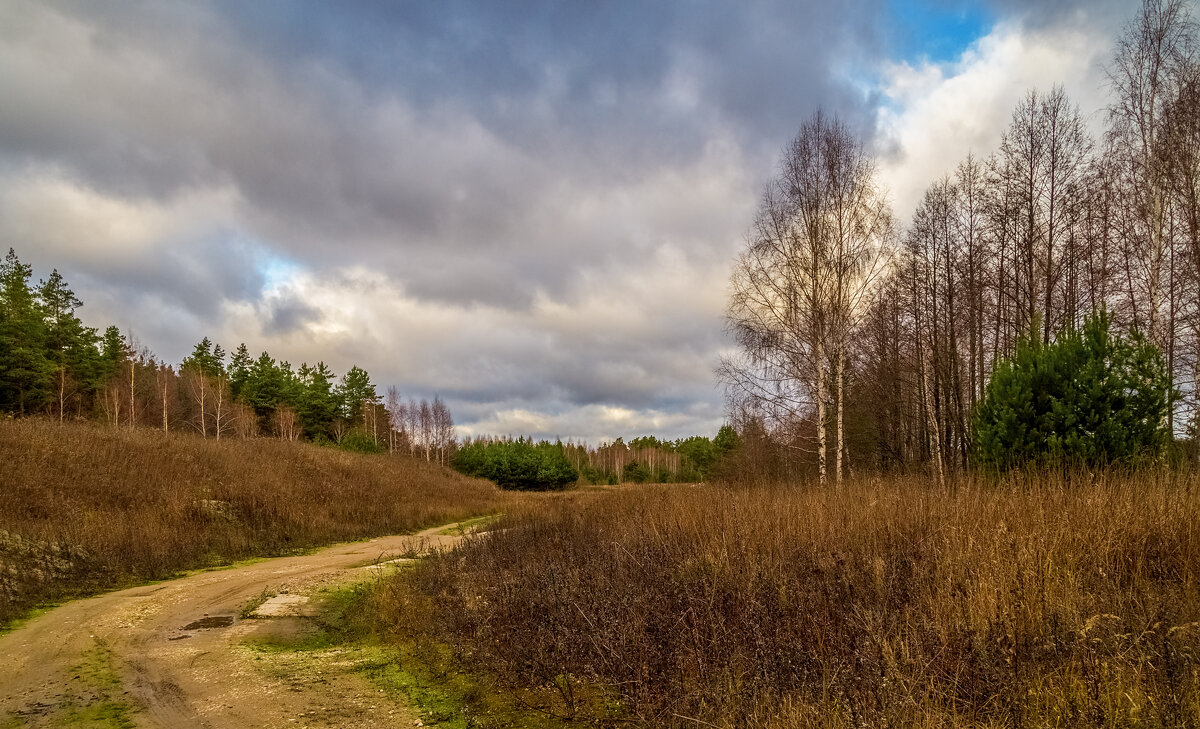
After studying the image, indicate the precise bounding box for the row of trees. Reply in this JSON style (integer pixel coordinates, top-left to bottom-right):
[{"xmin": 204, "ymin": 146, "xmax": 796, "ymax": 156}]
[
  {"xmin": 561, "ymin": 428, "xmax": 739, "ymax": 484},
  {"xmin": 723, "ymin": 0, "xmax": 1200, "ymax": 479},
  {"xmin": 454, "ymin": 438, "xmax": 579, "ymax": 490},
  {"xmin": 0, "ymin": 248, "xmax": 454, "ymax": 459},
  {"xmin": 455, "ymin": 427, "xmax": 741, "ymax": 489}
]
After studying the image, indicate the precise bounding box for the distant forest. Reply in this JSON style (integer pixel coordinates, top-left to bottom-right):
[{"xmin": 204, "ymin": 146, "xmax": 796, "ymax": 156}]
[
  {"xmin": 723, "ymin": 0, "xmax": 1200, "ymax": 480},
  {"xmin": 0, "ymin": 247, "xmax": 454, "ymax": 460},
  {"xmin": 0, "ymin": 246, "xmax": 732, "ymax": 483}
]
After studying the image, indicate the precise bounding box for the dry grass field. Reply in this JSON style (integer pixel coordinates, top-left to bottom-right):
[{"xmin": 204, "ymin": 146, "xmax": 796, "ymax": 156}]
[
  {"xmin": 0, "ymin": 418, "xmax": 507, "ymax": 627},
  {"xmin": 376, "ymin": 474, "xmax": 1200, "ymax": 728}
]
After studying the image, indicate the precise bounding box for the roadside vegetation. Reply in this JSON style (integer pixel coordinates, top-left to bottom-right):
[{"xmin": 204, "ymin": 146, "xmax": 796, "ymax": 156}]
[
  {"xmin": 374, "ymin": 475, "xmax": 1200, "ymax": 728},
  {"xmin": 0, "ymin": 418, "xmax": 506, "ymax": 627},
  {"xmin": 245, "ymin": 581, "xmax": 606, "ymax": 729}
]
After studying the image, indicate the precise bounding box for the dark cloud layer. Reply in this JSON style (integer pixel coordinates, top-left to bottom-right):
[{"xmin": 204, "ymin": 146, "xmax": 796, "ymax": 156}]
[{"xmin": 0, "ymin": 0, "xmax": 1148, "ymax": 440}]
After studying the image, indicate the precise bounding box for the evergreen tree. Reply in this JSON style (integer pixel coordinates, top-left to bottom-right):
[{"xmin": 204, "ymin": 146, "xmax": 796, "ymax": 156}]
[
  {"xmin": 241, "ymin": 351, "xmax": 285, "ymax": 427},
  {"xmin": 277, "ymin": 361, "xmax": 301, "ymax": 405},
  {"xmin": 336, "ymin": 365, "xmax": 377, "ymax": 426},
  {"xmin": 297, "ymin": 361, "xmax": 337, "ymax": 440},
  {"xmin": 713, "ymin": 425, "xmax": 739, "ymax": 456},
  {"xmin": 974, "ymin": 311, "xmax": 1173, "ymax": 470},
  {"xmin": 38, "ymin": 270, "xmax": 100, "ymax": 420},
  {"xmin": 181, "ymin": 337, "xmax": 225, "ymax": 377},
  {"xmin": 676, "ymin": 435, "xmax": 717, "ymax": 479},
  {"xmin": 453, "ymin": 438, "xmax": 578, "ymax": 490},
  {"xmin": 0, "ymin": 249, "xmax": 52, "ymax": 414},
  {"xmin": 98, "ymin": 325, "xmax": 127, "ymax": 383},
  {"xmin": 228, "ymin": 343, "xmax": 252, "ymax": 400}
]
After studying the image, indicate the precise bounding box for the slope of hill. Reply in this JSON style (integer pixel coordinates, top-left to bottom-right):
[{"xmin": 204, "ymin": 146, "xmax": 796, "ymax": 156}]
[{"xmin": 0, "ymin": 418, "xmax": 506, "ymax": 626}]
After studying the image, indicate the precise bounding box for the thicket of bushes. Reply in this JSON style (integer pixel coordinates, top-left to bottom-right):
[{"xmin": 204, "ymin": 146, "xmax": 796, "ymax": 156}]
[
  {"xmin": 377, "ymin": 476, "xmax": 1200, "ymax": 727},
  {"xmin": 453, "ymin": 438, "xmax": 578, "ymax": 490}
]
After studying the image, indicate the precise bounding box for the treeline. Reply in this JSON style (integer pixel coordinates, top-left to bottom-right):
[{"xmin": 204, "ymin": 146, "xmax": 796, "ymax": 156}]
[
  {"xmin": 563, "ymin": 428, "xmax": 739, "ymax": 484},
  {"xmin": 724, "ymin": 0, "xmax": 1200, "ymax": 480},
  {"xmin": 0, "ymin": 248, "xmax": 453, "ymax": 459},
  {"xmin": 454, "ymin": 437, "xmax": 579, "ymax": 490},
  {"xmin": 452, "ymin": 428, "xmax": 740, "ymax": 490}
]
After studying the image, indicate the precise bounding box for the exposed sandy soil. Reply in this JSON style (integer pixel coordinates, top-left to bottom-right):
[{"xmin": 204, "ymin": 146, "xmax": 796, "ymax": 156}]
[{"xmin": 0, "ymin": 524, "xmax": 463, "ymax": 728}]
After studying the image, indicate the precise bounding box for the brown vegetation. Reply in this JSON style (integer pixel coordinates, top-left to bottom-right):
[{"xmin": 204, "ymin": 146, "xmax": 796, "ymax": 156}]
[
  {"xmin": 0, "ymin": 418, "xmax": 506, "ymax": 627},
  {"xmin": 377, "ymin": 475, "xmax": 1200, "ymax": 727}
]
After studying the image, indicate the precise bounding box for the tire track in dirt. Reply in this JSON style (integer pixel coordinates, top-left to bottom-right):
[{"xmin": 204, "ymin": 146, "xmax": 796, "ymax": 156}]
[{"xmin": 0, "ymin": 524, "xmax": 463, "ymax": 728}]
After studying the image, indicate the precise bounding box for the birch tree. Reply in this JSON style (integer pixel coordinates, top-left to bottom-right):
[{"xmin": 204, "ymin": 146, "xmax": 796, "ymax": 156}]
[{"xmin": 722, "ymin": 110, "xmax": 890, "ymax": 485}]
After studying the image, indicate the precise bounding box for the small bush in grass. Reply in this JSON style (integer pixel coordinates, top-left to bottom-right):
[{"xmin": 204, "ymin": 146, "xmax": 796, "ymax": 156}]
[
  {"xmin": 974, "ymin": 310, "xmax": 1173, "ymax": 471},
  {"xmin": 338, "ymin": 430, "xmax": 385, "ymax": 454}
]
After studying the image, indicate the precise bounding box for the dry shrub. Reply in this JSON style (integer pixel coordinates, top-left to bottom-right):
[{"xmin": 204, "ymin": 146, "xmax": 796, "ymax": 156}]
[
  {"xmin": 387, "ymin": 474, "xmax": 1200, "ymax": 728},
  {"xmin": 0, "ymin": 418, "xmax": 507, "ymax": 625}
]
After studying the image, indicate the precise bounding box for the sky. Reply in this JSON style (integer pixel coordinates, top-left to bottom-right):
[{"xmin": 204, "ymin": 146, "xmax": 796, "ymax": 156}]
[{"xmin": 0, "ymin": 0, "xmax": 1150, "ymax": 444}]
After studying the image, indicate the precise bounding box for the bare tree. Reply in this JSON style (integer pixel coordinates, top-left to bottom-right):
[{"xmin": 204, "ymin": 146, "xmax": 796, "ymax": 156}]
[
  {"xmin": 276, "ymin": 405, "xmax": 300, "ymax": 441},
  {"xmin": 722, "ymin": 110, "xmax": 890, "ymax": 485},
  {"xmin": 994, "ymin": 87, "xmax": 1092, "ymax": 341},
  {"xmin": 431, "ymin": 395, "xmax": 455, "ymax": 465},
  {"xmin": 385, "ymin": 386, "xmax": 402, "ymax": 454},
  {"xmin": 1107, "ymin": 0, "xmax": 1195, "ymax": 342}
]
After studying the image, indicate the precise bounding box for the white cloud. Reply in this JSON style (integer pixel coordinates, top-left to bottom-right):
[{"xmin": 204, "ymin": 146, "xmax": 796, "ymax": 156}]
[
  {"xmin": 458, "ymin": 403, "xmax": 722, "ymax": 445},
  {"xmin": 874, "ymin": 21, "xmax": 1112, "ymax": 222},
  {"xmin": 0, "ymin": 171, "xmax": 241, "ymax": 265}
]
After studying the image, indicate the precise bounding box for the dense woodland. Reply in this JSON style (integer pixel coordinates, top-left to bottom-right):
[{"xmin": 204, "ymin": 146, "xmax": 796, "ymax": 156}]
[
  {"xmin": 0, "ymin": 247, "xmax": 454, "ymax": 461},
  {"xmin": 724, "ymin": 0, "xmax": 1200, "ymax": 480}
]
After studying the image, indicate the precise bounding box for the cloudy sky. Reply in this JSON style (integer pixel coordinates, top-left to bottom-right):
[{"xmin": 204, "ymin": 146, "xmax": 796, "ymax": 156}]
[{"xmin": 0, "ymin": 0, "xmax": 1146, "ymax": 443}]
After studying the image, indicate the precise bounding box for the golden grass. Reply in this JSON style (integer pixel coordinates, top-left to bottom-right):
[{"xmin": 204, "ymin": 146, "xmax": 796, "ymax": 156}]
[
  {"xmin": 0, "ymin": 418, "xmax": 508, "ymax": 626},
  {"xmin": 377, "ymin": 474, "xmax": 1200, "ymax": 728}
]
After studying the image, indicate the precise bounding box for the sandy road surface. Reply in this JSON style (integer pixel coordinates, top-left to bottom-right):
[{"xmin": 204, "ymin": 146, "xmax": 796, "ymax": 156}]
[{"xmin": 0, "ymin": 525, "xmax": 462, "ymax": 728}]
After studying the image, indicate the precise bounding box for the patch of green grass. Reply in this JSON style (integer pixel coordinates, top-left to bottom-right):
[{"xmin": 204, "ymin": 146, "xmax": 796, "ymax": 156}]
[
  {"xmin": 52, "ymin": 700, "xmax": 136, "ymax": 728},
  {"xmin": 0, "ymin": 602, "xmax": 61, "ymax": 636},
  {"xmin": 242, "ymin": 584, "xmax": 370, "ymax": 655},
  {"xmin": 353, "ymin": 641, "xmax": 600, "ymax": 729},
  {"xmin": 238, "ymin": 587, "xmax": 276, "ymax": 619},
  {"xmin": 242, "ymin": 583, "xmax": 608, "ymax": 728},
  {"xmin": 31, "ymin": 639, "xmax": 140, "ymax": 728},
  {"xmin": 436, "ymin": 514, "xmax": 501, "ymax": 536}
]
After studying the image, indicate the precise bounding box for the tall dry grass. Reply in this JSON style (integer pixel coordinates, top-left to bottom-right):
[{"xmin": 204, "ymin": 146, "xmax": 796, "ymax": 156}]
[
  {"xmin": 378, "ymin": 474, "xmax": 1200, "ymax": 728},
  {"xmin": 0, "ymin": 418, "xmax": 507, "ymax": 626}
]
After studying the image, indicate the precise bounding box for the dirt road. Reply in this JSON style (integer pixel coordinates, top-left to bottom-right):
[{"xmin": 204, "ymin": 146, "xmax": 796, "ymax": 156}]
[{"xmin": 0, "ymin": 524, "xmax": 463, "ymax": 728}]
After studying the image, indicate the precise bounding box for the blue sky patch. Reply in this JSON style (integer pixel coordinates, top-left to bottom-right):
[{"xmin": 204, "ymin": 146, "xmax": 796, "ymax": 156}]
[{"xmin": 885, "ymin": 0, "xmax": 993, "ymax": 63}]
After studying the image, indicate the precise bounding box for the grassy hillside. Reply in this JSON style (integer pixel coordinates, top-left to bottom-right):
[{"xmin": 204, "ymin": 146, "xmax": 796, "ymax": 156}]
[
  {"xmin": 376, "ymin": 475, "xmax": 1200, "ymax": 728},
  {"xmin": 0, "ymin": 418, "xmax": 507, "ymax": 627}
]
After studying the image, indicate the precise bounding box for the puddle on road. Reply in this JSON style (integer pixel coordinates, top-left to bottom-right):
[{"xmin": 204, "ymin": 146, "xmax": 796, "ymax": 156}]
[{"xmin": 182, "ymin": 615, "xmax": 235, "ymax": 630}]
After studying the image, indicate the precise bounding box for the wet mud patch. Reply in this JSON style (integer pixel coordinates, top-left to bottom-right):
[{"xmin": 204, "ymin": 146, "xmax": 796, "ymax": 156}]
[{"xmin": 182, "ymin": 615, "xmax": 234, "ymax": 630}]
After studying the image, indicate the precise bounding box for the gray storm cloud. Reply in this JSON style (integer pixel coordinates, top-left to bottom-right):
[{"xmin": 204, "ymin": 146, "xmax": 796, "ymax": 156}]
[{"xmin": 0, "ymin": 0, "xmax": 1138, "ymax": 441}]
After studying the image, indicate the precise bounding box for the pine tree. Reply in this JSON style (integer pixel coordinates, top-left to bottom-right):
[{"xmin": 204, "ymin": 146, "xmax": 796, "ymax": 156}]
[
  {"xmin": 228, "ymin": 343, "xmax": 252, "ymax": 400},
  {"xmin": 336, "ymin": 365, "xmax": 377, "ymax": 427},
  {"xmin": 297, "ymin": 361, "xmax": 337, "ymax": 440},
  {"xmin": 38, "ymin": 270, "xmax": 99, "ymax": 420},
  {"xmin": 974, "ymin": 310, "xmax": 1172, "ymax": 470},
  {"xmin": 0, "ymin": 249, "xmax": 52, "ymax": 415}
]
